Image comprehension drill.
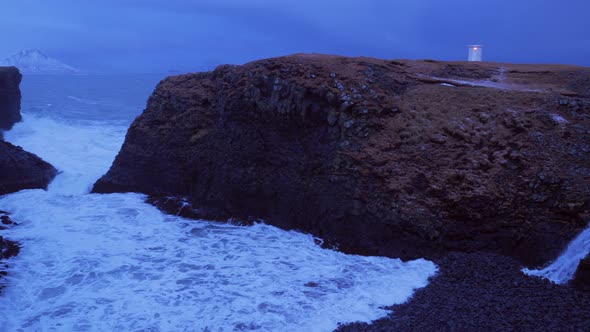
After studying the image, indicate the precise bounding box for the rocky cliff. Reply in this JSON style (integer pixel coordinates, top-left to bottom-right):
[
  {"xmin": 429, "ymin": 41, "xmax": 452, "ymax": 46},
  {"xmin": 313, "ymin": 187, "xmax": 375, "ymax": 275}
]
[
  {"xmin": 0, "ymin": 66, "xmax": 57, "ymax": 194},
  {"xmin": 0, "ymin": 67, "xmax": 22, "ymax": 131},
  {"xmin": 93, "ymin": 54, "xmax": 590, "ymax": 266}
]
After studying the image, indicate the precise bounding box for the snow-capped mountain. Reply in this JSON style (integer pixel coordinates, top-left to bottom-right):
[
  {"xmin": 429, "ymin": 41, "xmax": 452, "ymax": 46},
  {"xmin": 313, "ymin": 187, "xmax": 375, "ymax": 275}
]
[{"xmin": 0, "ymin": 50, "xmax": 79, "ymax": 74}]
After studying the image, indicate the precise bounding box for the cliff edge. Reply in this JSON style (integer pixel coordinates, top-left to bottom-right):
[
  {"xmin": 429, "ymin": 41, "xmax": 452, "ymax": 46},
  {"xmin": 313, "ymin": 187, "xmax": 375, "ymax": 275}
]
[{"xmin": 93, "ymin": 54, "xmax": 590, "ymax": 266}]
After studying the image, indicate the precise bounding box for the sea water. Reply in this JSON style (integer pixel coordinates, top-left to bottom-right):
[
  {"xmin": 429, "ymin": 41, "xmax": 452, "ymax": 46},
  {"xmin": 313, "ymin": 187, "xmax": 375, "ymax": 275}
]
[{"xmin": 0, "ymin": 74, "xmax": 437, "ymax": 331}]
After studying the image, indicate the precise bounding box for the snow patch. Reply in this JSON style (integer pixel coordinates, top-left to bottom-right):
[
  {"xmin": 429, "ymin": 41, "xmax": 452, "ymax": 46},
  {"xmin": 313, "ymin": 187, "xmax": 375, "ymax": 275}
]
[{"xmin": 0, "ymin": 50, "xmax": 79, "ymax": 75}]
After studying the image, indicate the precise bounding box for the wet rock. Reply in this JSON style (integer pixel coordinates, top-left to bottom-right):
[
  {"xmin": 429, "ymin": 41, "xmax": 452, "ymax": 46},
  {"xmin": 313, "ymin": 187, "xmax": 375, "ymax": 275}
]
[
  {"xmin": 0, "ymin": 211, "xmax": 13, "ymax": 230},
  {"xmin": 0, "ymin": 67, "xmax": 22, "ymax": 131},
  {"xmin": 1, "ymin": 215, "xmax": 11, "ymax": 225},
  {"xmin": 573, "ymin": 256, "xmax": 590, "ymax": 291},
  {"xmin": 0, "ymin": 140, "xmax": 57, "ymax": 195},
  {"xmin": 0, "ymin": 236, "xmax": 19, "ymax": 260}
]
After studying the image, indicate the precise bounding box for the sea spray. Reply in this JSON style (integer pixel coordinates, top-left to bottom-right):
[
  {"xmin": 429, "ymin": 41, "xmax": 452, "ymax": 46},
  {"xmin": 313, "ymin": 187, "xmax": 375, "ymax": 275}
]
[{"xmin": 523, "ymin": 225, "xmax": 590, "ymax": 283}]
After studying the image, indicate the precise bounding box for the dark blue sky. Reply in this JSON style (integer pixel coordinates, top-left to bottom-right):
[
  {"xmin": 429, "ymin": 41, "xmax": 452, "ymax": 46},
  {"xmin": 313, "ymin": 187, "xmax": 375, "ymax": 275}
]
[{"xmin": 2, "ymin": 0, "xmax": 589, "ymax": 73}]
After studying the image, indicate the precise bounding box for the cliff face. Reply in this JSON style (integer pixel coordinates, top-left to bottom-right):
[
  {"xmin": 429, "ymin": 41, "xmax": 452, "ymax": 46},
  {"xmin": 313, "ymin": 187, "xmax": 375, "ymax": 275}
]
[
  {"xmin": 0, "ymin": 67, "xmax": 22, "ymax": 131},
  {"xmin": 93, "ymin": 54, "xmax": 590, "ymax": 265}
]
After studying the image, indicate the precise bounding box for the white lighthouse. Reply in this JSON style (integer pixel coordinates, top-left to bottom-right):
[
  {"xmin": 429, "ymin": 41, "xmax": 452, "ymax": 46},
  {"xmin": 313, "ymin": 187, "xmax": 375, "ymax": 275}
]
[{"xmin": 467, "ymin": 45, "xmax": 483, "ymax": 62}]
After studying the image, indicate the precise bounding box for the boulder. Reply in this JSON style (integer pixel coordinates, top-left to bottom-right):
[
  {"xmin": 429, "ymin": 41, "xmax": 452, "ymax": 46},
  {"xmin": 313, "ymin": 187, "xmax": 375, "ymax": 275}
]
[
  {"xmin": 93, "ymin": 54, "xmax": 590, "ymax": 265},
  {"xmin": 0, "ymin": 236, "xmax": 19, "ymax": 260},
  {"xmin": 0, "ymin": 67, "xmax": 22, "ymax": 131},
  {"xmin": 0, "ymin": 140, "xmax": 57, "ymax": 195}
]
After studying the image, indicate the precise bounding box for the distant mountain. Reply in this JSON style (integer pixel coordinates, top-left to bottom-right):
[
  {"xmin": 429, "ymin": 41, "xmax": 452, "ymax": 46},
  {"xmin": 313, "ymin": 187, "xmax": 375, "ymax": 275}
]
[{"xmin": 0, "ymin": 50, "xmax": 79, "ymax": 74}]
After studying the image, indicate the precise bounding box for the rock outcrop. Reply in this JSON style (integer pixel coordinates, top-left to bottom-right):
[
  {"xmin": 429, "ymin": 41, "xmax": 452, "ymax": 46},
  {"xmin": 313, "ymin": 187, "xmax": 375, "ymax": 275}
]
[
  {"xmin": 0, "ymin": 140, "xmax": 57, "ymax": 195},
  {"xmin": 0, "ymin": 66, "xmax": 57, "ymax": 194},
  {"xmin": 0, "ymin": 67, "xmax": 22, "ymax": 131},
  {"xmin": 93, "ymin": 54, "xmax": 590, "ymax": 265}
]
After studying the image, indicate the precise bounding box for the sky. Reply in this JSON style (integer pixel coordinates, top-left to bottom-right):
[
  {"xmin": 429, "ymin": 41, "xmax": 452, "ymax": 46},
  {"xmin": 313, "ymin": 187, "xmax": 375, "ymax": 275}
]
[{"xmin": 1, "ymin": 0, "xmax": 589, "ymax": 73}]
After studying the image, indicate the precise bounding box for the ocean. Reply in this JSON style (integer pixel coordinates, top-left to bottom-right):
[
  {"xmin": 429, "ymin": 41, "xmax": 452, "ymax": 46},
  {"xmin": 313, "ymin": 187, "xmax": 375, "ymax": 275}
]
[{"xmin": 0, "ymin": 74, "xmax": 437, "ymax": 331}]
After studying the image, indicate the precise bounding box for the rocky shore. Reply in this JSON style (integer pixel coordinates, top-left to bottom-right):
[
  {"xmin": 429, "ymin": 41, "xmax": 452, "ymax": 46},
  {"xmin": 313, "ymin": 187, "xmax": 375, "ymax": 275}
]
[
  {"xmin": 338, "ymin": 252, "xmax": 590, "ymax": 331},
  {"xmin": 94, "ymin": 54, "xmax": 590, "ymax": 267}
]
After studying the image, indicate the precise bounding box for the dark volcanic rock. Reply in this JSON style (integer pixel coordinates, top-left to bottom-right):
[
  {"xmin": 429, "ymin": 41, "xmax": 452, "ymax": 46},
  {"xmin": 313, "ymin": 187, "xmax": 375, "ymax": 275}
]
[
  {"xmin": 573, "ymin": 256, "xmax": 590, "ymax": 291},
  {"xmin": 0, "ymin": 213, "xmax": 16, "ymax": 229},
  {"xmin": 0, "ymin": 140, "xmax": 57, "ymax": 195},
  {"xmin": 0, "ymin": 67, "xmax": 22, "ymax": 131},
  {"xmin": 338, "ymin": 253, "xmax": 590, "ymax": 332},
  {"xmin": 0, "ymin": 236, "xmax": 19, "ymax": 260},
  {"xmin": 0, "ymin": 211, "xmax": 19, "ymax": 292},
  {"xmin": 0, "ymin": 235, "xmax": 19, "ymax": 286},
  {"xmin": 93, "ymin": 54, "xmax": 590, "ymax": 265},
  {"xmin": 0, "ymin": 67, "xmax": 57, "ymax": 195}
]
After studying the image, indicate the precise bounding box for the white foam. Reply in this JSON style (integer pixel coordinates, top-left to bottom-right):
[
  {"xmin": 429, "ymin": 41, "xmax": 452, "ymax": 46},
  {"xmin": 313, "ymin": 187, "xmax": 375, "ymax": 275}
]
[
  {"xmin": 0, "ymin": 78, "xmax": 438, "ymax": 331},
  {"xmin": 523, "ymin": 226, "xmax": 590, "ymax": 284},
  {"xmin": 0, "ymin": 190, "xmax": 436, "ymax": 331},
  {"xmin": 4, "ymin": 113, "xmax": 127, "ymax": 195}
]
